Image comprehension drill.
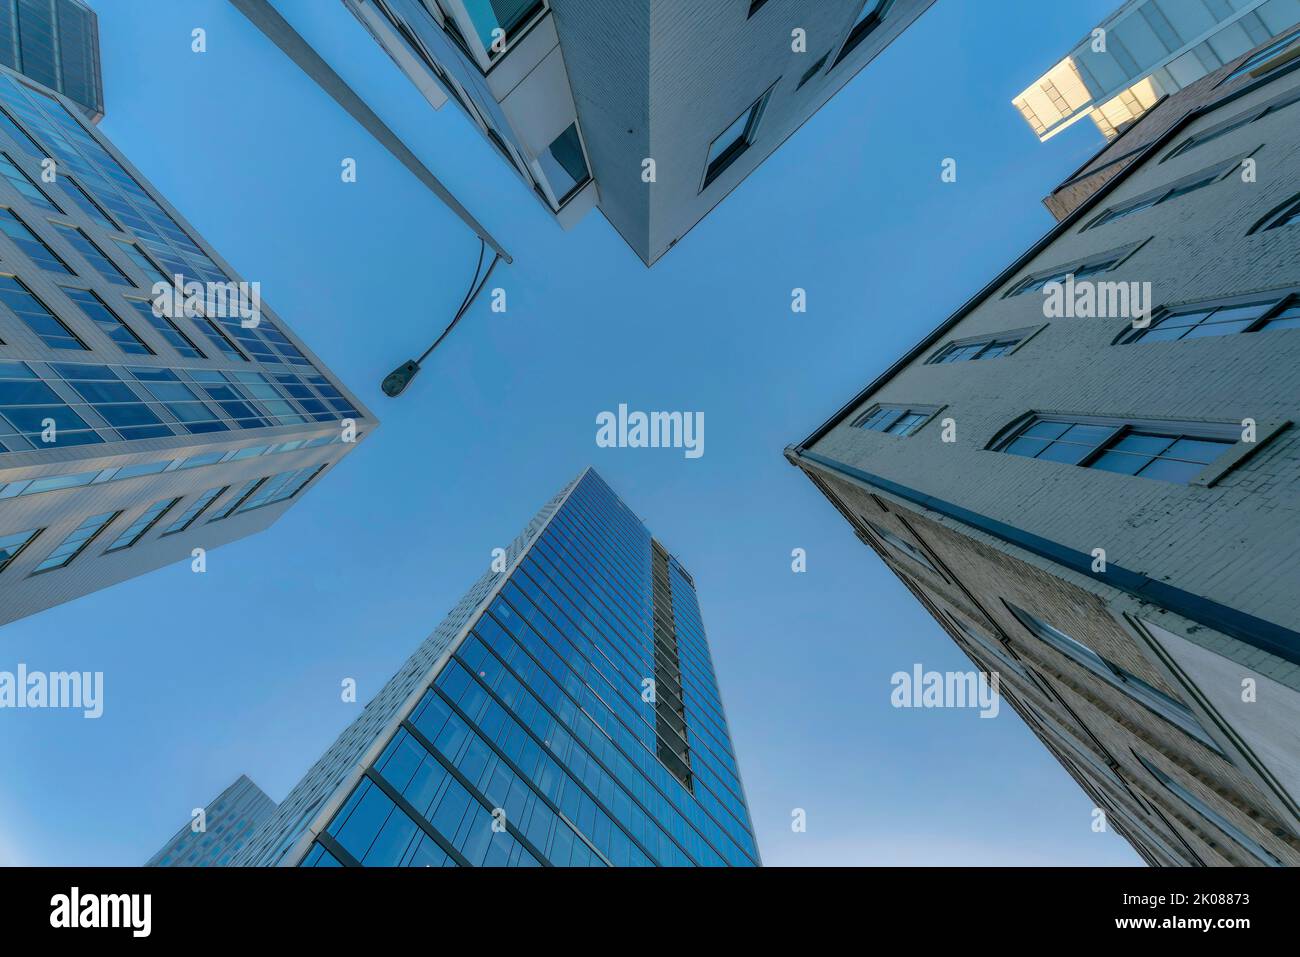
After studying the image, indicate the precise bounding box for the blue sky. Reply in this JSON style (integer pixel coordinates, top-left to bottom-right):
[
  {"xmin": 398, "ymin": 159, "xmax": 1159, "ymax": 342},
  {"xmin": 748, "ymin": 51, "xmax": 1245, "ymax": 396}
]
[{"xmin": 0, "ymin": 0, "xmax": 1143, "ymax": 866}]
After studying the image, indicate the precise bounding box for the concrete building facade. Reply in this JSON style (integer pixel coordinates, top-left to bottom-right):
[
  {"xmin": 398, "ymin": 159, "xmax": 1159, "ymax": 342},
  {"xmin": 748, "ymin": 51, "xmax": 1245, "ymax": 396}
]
[
  {"xmin": 1014, "ymin": 0, "xmax": 1300, "ymax": 143},
  {"xmin": 791, "ymin": 26, "xmax": 1300, "ymax": 866},
  {"xmin": 342, "ymin": 0, "xmax": 935, "ymax": 265},
  {"xmin": 0, "ymin": 63, "xmax": 374, "ymax": 627},
  {"xmin": 234, "ymin": 468, "xmax": 759, "ymax": 867},
  {"xmin": 146, "ymin": 774, "xmax": 277, "ymax": 867}
]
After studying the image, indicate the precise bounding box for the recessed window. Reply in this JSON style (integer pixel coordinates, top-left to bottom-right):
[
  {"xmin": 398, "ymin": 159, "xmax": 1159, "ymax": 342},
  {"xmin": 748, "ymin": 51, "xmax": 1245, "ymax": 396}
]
[
  {"xmin": 1121, "ymin": 291, "xmax": 1300, "ymax": 343},
  {"xmin": 0, "ymin": 274, "xmax": 86, "ymax": 350},
  {"xmin": 1163, "ymin": 86, "xmax": 1300, "ymax": 162},
  {"xmin": 865, "ymin": 520, "xmax": 936, "ymax": 572},
  {"xmin": 0, "ymin": 527, "xmax": 40, "ymax": 573},
  {"xmin": 1220, "ymin": 27, "xmax": 1300, "ymax": 85},
  {"xmin": 1005, "ymin": 248, "xmax": 1130, "ymax": 297},
  {"xmin": 997, "ymin": 415, "xmax": 1236, "ymax": 484},
  {"xmin": 703, "ymin": 86, "xmax": 773, "ymax": 189},
  {"xmin": 1251, "ymin": 192, "xmax": 1300, "ymax": 233},
  {"xmin": 61, "ymin": 287, "xmax": 152, "ymax": 355},
  {"xmin": 927, "ymin": 329, "xmax": 1030, "ymax": 364},
  {"xmin": 1134, "ymin": 752, "xmax": 1281, "ymax": 866},
  {"xmin": 52, "ymin": 224, "xmax": 131, "ymax": 286},
  {"xmin": 0, "ymin": 151, "xmax": 60, "ymax": 212},
  {"xmin": 1005, "ymin": 602, "xmax": 1220, "ymax": 752},
  {"xmin": 851, "ymin": 404, "xmax": 936, "ymax": 436},
  {"xmin": 797, "ymin": 51, "xmax": 830, "ymax": 90},
  {"xmin": 105, "ymin": 497, "xmax": 180, "ymax": 552},
  {"xmin": 162, "ymin": 487, "xmax": 228, "ymax": 535},
  {"xmin": 833, "ymin": 0, "xmax": 895, "ymax": 67},
  {"xmin": 0, "ymin": 207, "xmax": 72, "ymax": 273},
  {"xmin": 123, "ymin": 297, "xmax": 206, "ymax": 359},
  {"xmin": 535, "ymin": 123, "xmax": 590, "ymax": 208},
  {"xmin": 34, "ymin": 511, "xmax": 118, "ymax": 572},
  {"xmin": 1085, "ymin": 159, "xmax": 1236, "ymax": 230},
  {"xmin": 747, "ymin": 0, "xmax": 771, "ymax": 17}
]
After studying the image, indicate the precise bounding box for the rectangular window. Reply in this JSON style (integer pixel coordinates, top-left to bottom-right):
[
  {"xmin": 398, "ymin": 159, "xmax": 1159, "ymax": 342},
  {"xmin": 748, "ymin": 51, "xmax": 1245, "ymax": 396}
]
[
  {"xmin": 50, "ymin": 363, "xmax": 173, "ymax": 441},
  {"xmin": 535, "ymin": 123, "xmax": 590, "ymax": 208},
  {"xmin": 234, "ymin": 465, "xmax": 326, "ymax": 515},
  {"xmin": 703, "ymin": 86, "xmax": 774, "ymax": 189},
  {"xmin": 126, "ymin": 367, "xmax": 228, "ymax": 434},
  {"xmin": 1135, "ymin": 753, "xmax": 1279, "ymax": 865},
  {"xmin": 747, "ymin": 0, "xmax": 771, "ymax": 17},
  {"xmin": 61, "ymin": 287, "xmax": 151, "ymax": 355},
  {"xmin": 1005, "ymin": 250, "xmax": 1128, "ymax": 297},
  {"xmin": 833, "ymin": 0, "xmax": 894, "ymax": 66},
  {"xmin": 1006, "ymin": 602, "xmax": 1221, "ymax": 753},
  {"xmin": 52, "ymin": 223, "xmax": 131, "ymax": 285},
  {"xmin": 927, "ymin": 330, "xmax": 1030, "ymax": 363},
  {"xmin": 209, "ymin": 478, "xmax": 266, "ymax": 521},
  {"xmin": 997, "ymin": 414, "xmax": 1235, "ymax": 484},
  {"xmin": 111, "ymin": 238, "xmax": 169, "ymax": 287},
  {"xmin": 865, "ymin": 519, "xmax": 936, "ymax": 572},
  {"xmin": 123, "ymin": 297, "xmax": 206, "ymax": 359},
  {"xmin": 1122, "ymin": 290, "xmax": 1300, "ymax": 343},
  {"xmin": 0, "ymin": 273, "xmax": 85, "ymax": 349},
  {"xmin": 0, "ymin": 106, "xmax": 43, "ymax": 156},
  {"xmin": 1086, "ymin": 159, "xmax": 1237, "ymax": 229},
  {"xmin": 797, "ymin": 51, "xmax": 831, "ymax": 89},
  {"xmin": 1258, "ymin": 194, "xmax": 1300, "ymax": 232},
  {"xmin": 1221, "ymin": 27, "xmax": 1300, "ymax": 83},
  {"xmin": 0, "ymin": 526, "xmax": 40, "ymax": 572},
  {"xmin": 163, "ymin": 487, "xmax": 228, "ymax": 535},
  {"xmin": 850, "ymin": 403, "xmax": 936, "ymax": 436},
  {"xmin": 0, "ymin": 360, "xmax": 101, "ymax": 450},
  {"xmin": 34, "ymin": 510, "xmax": 118, "ymax": 571},
  {"xmin": 0, "ymin": 151, "xmax": 59, "ymax": 211},
  {"xmin": 0, "ymin": 207, "xmax": 71, "ymax": 273},
  {"xmin": 105, "ymin": 497, "xmax": 179, "ymax": 552},
  {"xmin": 62, "ymin": 176, "xmax": 118, "ymax": 232}
]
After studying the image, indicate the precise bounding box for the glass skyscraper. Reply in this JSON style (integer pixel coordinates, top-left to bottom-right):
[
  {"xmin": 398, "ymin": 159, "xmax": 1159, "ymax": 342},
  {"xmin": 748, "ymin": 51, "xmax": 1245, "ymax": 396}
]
[
  {"xmin": 0, "ymin": 60, "xmax": 373, "ymax": 626},
  {"xmin": 146, "ymin": 775, "xmax": 277, "ymax": 867},
  {"xmin": 235, "ymin": 469, "xmax": 760, "ymax": 867},
  {"xmin": 0, "ymin": 0, "xmax": 103, "ymax": 122}
]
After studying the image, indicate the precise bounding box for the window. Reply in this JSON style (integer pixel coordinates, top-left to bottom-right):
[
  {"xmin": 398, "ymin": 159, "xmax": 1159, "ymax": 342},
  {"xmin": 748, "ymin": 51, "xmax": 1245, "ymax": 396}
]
[
  {"xmin": 747, "ymin": 0, "xmax": 771, "ymax": 17},
  {"xmin": 535, "ymin": 123, "xmax": 590, "ymax": 208},
  {"xmin": 51, "ymin": 363, "xmax": 173, "ymax": 441},
  {"xmin": 851, "ymin": 404, "xmax": 936, "ymax": 436},
  {"xmin": 833, "ymin": 0, "xmax": 894, "ymax": 66},
  {"xmin": 62, "ymin": 177, "xmax": 118, "ymax": 232},
  {"xmin": 209, "ymin": 478, "xmax": 266, "ymax": 521},
  {"xmin": 1220, "ymin": 27, "xmax": 1300, "ymax": 84},
  {"xmin": 163, "ymin": 487, "xmax": 228, "ymax": 535},
  {"xmin": 703, "ymin": 86, "xmax": 773, "ymax": 189},
  {"xmin": 1251, "ymin": 192, "xmax": 1300, "ymax": 233},
  {"xmin": 233, "ymin": 466, "xmax": 326, "ymax": 515},
  {"xmin": 797, "ymin": 51, "xmax": 831, "ymax": 90},
  {"xmin": 0, "ymin": 527, "xmax": 40, "ymax": 572},
  {"xmin": 1121, "ymin": 290, "xmax": 1300, "ymax": 343},
  {"xmin": 1163, "ymin": 87, "xmax": 1300, "ymax": 162},
  {"xmin": 1134, "ymin": 752, "xmax": 1281, "ymax": 866},
  {"xmin": 865, "ymin": 519, "xmax": 937, "ymax": 572},
  {"xmin": 123, "ymin": 297, "xmax": 206, "ymax": 359},
  {"xmin": 1005, "ymin": 602, "xmax": 1221, "ymax": 752},
  {"xmin": 1005, "ymin": 249, "xmax": 1129, "ymax": 297},
  {"xmin": 0, "ymin": 207, "xmax": 71, "ymax": 273},
  {"xmin": 105, "ymin": 497, "xmax": 179, "ymax": 552},
  {"xmin": 111, "ymin": 238, "xmax": 168, "ymax": 287},
  {"xmin": 1085, "ymin": 160, "xmax": 1236, "ymax": 229},
  {"xmin": 997, "ymin": 415, "xmax": 1236, "ymax": 484},
  {"xmin": 0, "ymin": 274, "xmax": 86, "ymax": 349},
  {"xmin": 0, "ymin": 151, "xmax": 60, "ymax": 212},
  {"xmin": 454, "ymin": 0, "xmax": 546, "ymax": 61},
  {"xmin": 927, "ymin": 329, "xmax": 1030, "ymax": 363},
  {"xmin": 126, "ymin": 367, "xmax": 228, "ymax": 434},
  {"xmin": 0, "ymin": 106, "xmax": 43, "ymax": 157},
  {"xmin": 52, "ymin": 223, "xmax": 131, "ymax": 285},
  {"xmin": 61, "ymin": 287, "xmax": 152, "ymax": 355},
  {"xmin": 33, "ymin": 511, "xmax": 118, "ymax": 571},
  {"xmin": 0, "ymin": 360, "xmax": 101, "ymax": 451}
]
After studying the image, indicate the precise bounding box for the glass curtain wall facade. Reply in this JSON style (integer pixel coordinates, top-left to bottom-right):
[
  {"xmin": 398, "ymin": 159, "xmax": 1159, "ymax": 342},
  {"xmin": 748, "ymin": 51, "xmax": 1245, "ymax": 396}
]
[
  {"xmin": 238, "ymin": 469, "xmax": 760, "ymax": 867},
  {"xmin": 146, "ymin": 775, "xmax": 278, "ymax": 867},
  {"xmin": 0, "ymin": 0, "xmax": 103, "ymax": 121}
]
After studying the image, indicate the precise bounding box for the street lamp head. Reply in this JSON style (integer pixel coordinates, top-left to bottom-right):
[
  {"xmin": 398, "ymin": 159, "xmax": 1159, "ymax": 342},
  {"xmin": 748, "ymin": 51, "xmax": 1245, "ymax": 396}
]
[{"xmin": 381, "ymin": 359, "xmax": 421, "ymax": 397}]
